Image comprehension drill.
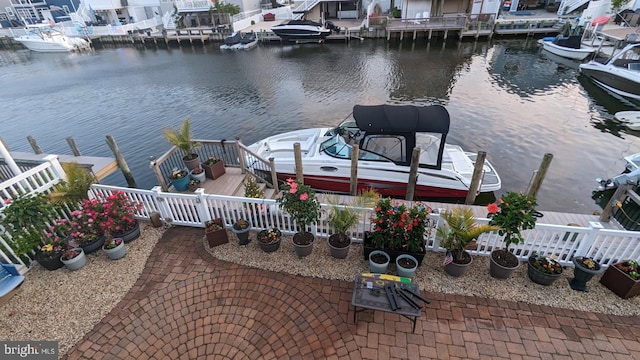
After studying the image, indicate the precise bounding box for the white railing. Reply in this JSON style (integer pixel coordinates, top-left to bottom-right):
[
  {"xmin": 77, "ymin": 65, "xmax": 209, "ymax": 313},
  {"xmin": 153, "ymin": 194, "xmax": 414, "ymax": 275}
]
[
  {"xmin": 89, "ymin": 183, "xmax": 640, "ymax": 268},
  {"xmin": 557, "ymin": 0, "xmax": 590, "ymax": 16},
  {"xmin": 0, "ymin": 155, "xmax": 67, "ymax": 269}
]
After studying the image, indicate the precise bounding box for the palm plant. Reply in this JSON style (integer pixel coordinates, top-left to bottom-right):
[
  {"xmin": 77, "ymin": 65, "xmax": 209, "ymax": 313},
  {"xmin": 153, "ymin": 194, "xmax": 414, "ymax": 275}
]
[
  {"xmin": 437, "ymin": 207, "xmax": 499, "ymax": 264},
  {"xmin": 49, "ymin": 162, "xmax": 97, "ymax": 206},
  {"xmin": 162, "ymin": 119, "xmax": 201, "ymax": 161}
]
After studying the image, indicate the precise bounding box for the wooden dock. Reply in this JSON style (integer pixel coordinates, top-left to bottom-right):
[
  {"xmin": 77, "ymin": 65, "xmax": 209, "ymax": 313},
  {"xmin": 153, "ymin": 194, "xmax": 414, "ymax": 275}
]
[{"xmin": 5, "ymin": 151, "xmax": 118, "ymax": 181}]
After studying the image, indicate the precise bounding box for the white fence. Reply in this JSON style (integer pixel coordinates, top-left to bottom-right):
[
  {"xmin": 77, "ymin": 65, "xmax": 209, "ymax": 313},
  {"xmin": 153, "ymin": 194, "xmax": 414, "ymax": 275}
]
[
  {"xmin": 89, "ymin": 184, "xmax": 640, "ymax": 269},
  {"xmin": 0, "ymin": 156, "xmax": 67, "ymax": 269}
]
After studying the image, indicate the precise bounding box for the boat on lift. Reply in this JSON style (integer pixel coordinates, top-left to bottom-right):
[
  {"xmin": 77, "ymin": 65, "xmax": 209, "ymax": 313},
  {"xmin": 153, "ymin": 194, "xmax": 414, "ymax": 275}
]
[{"xmin": 247, "ymin": 104, "xmax": 502, "ymax": 199}]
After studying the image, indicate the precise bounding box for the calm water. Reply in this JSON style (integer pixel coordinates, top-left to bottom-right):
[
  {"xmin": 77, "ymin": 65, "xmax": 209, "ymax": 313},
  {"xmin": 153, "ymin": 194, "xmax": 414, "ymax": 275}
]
[{"xmin": 1, "ymin": 39, "xmax": 639, "ymax": 214}]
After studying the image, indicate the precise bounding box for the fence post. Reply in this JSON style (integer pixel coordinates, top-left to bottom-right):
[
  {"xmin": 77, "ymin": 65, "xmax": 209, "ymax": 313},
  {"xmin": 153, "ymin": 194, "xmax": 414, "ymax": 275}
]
[
  {"xmin": 194, "ymin": 188, "xmax": 211, "ymax": 226},
  {"xmin": 0, "ymin": 140, "xmax": 21, "ymax": 176},
  {"xmin": 151, "ymin": 186, "xmax": 173, "ymax": 223},
  {"xmin": 573, "ymin": 221, "xmax": 603, "ymax": 258},
  {"xmin": 43, "ymin": 154, "xmax": 67, "ymax": 181},
  {"xmin": 236, "ymin": 137, "xmax": 247, "ymax": 174},
  {"xmin": 149, "ymin": 156, "xmax": 169, "ymax": 192}
]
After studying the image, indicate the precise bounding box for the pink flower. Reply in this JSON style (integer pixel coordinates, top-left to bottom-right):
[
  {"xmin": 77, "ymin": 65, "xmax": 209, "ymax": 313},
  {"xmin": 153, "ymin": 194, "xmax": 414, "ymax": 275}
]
[
  {"xmin": 487, "ymin": 203, "xmax": 499, "ymax": 214},
  {"xmin": 299, "ymin": 193, "xmax": 308, "ymax": 201},
  {"xmin": 289, "ymin": 187, "xmax": 297, "ymax": 194}
]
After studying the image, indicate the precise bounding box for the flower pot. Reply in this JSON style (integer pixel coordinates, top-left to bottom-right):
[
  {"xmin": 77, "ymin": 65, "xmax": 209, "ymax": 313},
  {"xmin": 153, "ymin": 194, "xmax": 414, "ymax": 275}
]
[
  {"xmin": 569, "ymin": 257, "xmax": 603, "ymax": 292},
  {"xmin": 231, "ymin": 226, "xmax": 251, "ymax": 245},
  {"xmin": 444, "ymin": 253, "xmax": 473, "ymax": 278},
  {"xmin": 259, "ymin": 238, "xmax": 281, "ymax": 253},
  {"xmin": 328, "ymin": 234, "xmax": 350, "ymax": 259},
  {"xmin": 188, "ymin": 182, "xmax": 201, "ymax": 192},
  {"xmin": 527, "ymin": 256, "xmax": 562, "ymax": 286},
  {"xmin": 190, "ymin": 168, "xmax": 206, "ymax": 183},
  {"xmin": 396, "ymin": 254, "xmax": 418, "ymax": 278},
  {"xmin": 489, "ymin": 249, "xmax": 520, "ymax": 279},
  {"xmin": 362, "ymin": 232, "xmax": 425, "ymax": 265},
  {"xmin": 36, "ymin": 252, "xmax": 64, "ymax": 271},
  {"xmin": 171, "ymin": 174, "xmax": 190, "ymax": 191},
  {"xmin": 203, "ymin": 160, "xmax": 225, "ymax": 180},
  {"xmin": 599, "ymin": 263, "xmax": 640, "ymax": 299},
  {"xmin": 79, "ymin": 235, "xmax": 105, "ymax": 255},
  {"xmin": 102, "ymin": 238, "xmax": 127, "ymax": 260},
  {"xmin": 369, "ymin": 250, "xmax": 390, "ymax": 274},
  {"xmin": 292, "ymin": 232, "xmax": 314, "ymax": 258},
  {"xmin": 206, "ymin": 224, "xmax": 229, "ymax": 248},
  {"xmin": 114, "ymin": 220, "xmax": 141, "ymax": 244},
  {"xmin": 61, "ymin": 248, "xmax": 86, "ymax": 271},
  {"xmin": 183, "ymin": 154, "xmax": 200, "ymax": 171}
]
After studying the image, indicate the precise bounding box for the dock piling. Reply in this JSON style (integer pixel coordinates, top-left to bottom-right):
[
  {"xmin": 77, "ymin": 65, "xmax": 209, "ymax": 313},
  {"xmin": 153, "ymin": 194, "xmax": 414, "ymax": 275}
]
[
  {"xmin": 350, "ymin": 144, "xmax": 359, "ymax": 196},
  {"xmin": 405, "ymin": 147, "xmax": 421, "ymax": 201},
  {"xmin": 66, "ymin": 137, "xmax": 82, "ymax": 156},
  {"xmin": 106, "ymin": 135, "xmax": 137, "ymax": 188},
  {"xmin": 465, "ymin": 151, "xmax": 486, "ymax": 205},
  {"xmin": 294, "ymin": 142, "xmax": 303, "ymax": 184},
  {"xmin": 27, "ymin": 135, "xmax": 43, "ymax": 154},
  {"xmin": 527, "ymin": 153, "xmax": 553, "ymax": 198}
]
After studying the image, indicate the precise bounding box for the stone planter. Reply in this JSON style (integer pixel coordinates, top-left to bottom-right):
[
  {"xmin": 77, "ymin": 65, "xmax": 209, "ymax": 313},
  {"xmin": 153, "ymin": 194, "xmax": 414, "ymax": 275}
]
[
  {"xmin": 183, "ymin": 154, "xmax": 200, "ymax": 171},
  {"xmin": 369, "ymin": 250, "xmax": 390, "ymax": 274},
  {"xmin": 190, "ymin": 167, "xmax": 206, "ymax": 183},
  {"xmin": 362, "ymin": 231, "xmax": 425, "ymax": 266},
  {"xmin": 102, "ymin": 238, "xmax": 127, "ymax": 260},
  {"xmin": 396, "ymin": 254, "xmax": 418, "ymax": 278},
  {"xmin": 328, "ymin": 234, "xmax": 350, "ymax": 259},
  {"xmin": 600, "ymin": 263, "xmax": 640, "ymax": 299}
]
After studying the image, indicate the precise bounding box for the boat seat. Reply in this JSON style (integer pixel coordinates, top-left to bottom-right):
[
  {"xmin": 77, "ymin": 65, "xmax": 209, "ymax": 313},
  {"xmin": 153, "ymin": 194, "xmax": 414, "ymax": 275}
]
[{"xmin": 0, "ymin": 263, "xmax": 25, "ymax": 301}]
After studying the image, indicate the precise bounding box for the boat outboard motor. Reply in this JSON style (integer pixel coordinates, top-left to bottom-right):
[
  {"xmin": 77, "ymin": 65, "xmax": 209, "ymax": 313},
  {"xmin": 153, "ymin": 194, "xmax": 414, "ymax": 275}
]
[{"xmin": 598, "ymin": 167, "xmax": 640, "ymax": 190}]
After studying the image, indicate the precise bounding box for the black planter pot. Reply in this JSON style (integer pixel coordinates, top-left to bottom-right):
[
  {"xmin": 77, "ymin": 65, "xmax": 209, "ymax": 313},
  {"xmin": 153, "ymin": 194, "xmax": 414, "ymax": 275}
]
[
  {"xmin": 80, "ymin": 235, "xmax": 106, "ymax": 254},
  {"xmin": 114, "ymin": 220, "xmax": 141, "ymax": 244},
  {"xmin": 489, "ymin": 250, "xmax": 520, "ymax": 279},
  {"xmin": 232, "ymin": 227, "xmax": 251, "ymax": 245},
  {"xmin": 36, "ymin": 252, "xmax": 64, "ymax": 271},
  {"xmin": 527, "ymin": 256, "xmax": 562, "ymax": 286},
  {"xmin": 569, "ymin": 257, "xmax": 603, "ymax": 292},
  {"xmin": 362, "ymin": 231, "xmax": 425, "ymax": 266}
]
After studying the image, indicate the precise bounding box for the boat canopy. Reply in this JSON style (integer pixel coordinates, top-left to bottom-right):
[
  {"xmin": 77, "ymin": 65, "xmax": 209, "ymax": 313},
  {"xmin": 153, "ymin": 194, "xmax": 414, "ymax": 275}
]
[{"xmin": 353, "ymin": 104, "xmax": 450, "ymax": 134}]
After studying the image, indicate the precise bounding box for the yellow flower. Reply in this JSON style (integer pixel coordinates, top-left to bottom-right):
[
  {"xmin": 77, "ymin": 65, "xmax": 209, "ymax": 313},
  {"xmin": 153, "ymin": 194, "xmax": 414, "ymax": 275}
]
[{"xmin": 41, "ymin": 244, "xmax": 53, "ymax": 252}]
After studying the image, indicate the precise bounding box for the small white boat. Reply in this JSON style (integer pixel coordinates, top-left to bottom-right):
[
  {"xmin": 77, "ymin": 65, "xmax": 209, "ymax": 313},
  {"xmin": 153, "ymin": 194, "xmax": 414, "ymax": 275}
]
[
  {"xmin": 539, "ymin": 35, "xmax": 595, "ymax": 61},
  {"xmin": 271, "ymin": 20, "xmax": 331, "ymax": 42},
  {"xmin": 247, "ymin": 104, "xmax": 502, "ymax": 199},
  {"xmin": 220, "ymin": 32, "xmax": 258, "ymax": 50},
  {"xmin": 14, "ymin": 23, "xmax": 91, "ymax": 52},
  {"xmin": 615, "ymin": 111, "xmax": 640, "ymax": 130}
]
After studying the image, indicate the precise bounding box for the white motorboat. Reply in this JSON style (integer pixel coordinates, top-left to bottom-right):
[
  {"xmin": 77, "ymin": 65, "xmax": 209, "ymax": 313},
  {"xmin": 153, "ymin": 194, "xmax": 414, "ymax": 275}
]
[
  {"xmin": 14, "ymin": 23, "xmax": 91, "ymax": 52},
  {"xmin": 271, "ymin": 20, "xmax": 331, "ymax": 42},
  {"xmin": 247, "ymin": 104, "xmax": 502, "ymax": 199},
  {"xmin": 615, "ymin": 111, "xmax": 640, "ymax": 130},
  {"xmin": 597, "ymin": 151, "xmax": 640, "ymax": 190},
  {"xmin": 539, "ymin": 35, "xmax": 595, "ymax": 61},
  {"xmin": 219, "ymin": 32, "xmax": 258, "ymax": 50},
  {"xmin": 579, "ymin": 43, "xmax": 640, "ymax": 100}
]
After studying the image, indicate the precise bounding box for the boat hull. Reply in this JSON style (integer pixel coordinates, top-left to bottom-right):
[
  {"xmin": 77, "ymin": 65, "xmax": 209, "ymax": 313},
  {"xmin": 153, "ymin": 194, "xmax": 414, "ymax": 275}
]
[
  {"xmin": 14, "ymin": 38, "xmax": 74, "ymax": 52},
  {"xmin": 579, "ymin": 64, "xmax": 640, "ymax": 100},
  {"xmin": 271, "ymin": 23, "xmax": 331, "ymax": 42},
  {"xmin": 540, "ymin": 40, "xmax": 594, "ymax": 60}
]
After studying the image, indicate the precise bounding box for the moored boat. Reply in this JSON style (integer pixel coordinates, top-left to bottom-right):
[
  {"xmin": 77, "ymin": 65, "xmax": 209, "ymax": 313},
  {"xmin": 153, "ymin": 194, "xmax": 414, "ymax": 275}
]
[
  {"xmin": 539, "ymin": 35, "xmax": 595, "ymax": 61},
  {"xmin": 271, "ymin": 20, "xmax": 331, "ymax": 42},
  {"xmin": 579, "ymin": 43, "xmax": 640, "ymax": 100},
  {"xmin": 247, "ymin": 104, "xmax": 501, "ymax": 199},
  {"xmin": 14, "ymin": 23, "xmax": 91, "ymax": 52},
  {"xmin": 220, "ymin": 32, "xmax": 258, "ymax": 50}
]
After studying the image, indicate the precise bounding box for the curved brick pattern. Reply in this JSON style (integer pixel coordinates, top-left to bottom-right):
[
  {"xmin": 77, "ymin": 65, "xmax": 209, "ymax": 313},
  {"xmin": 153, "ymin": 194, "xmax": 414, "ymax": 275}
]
[{"xmin": 65, "ymin": 227, "xmax": 640, "ymax": 359}]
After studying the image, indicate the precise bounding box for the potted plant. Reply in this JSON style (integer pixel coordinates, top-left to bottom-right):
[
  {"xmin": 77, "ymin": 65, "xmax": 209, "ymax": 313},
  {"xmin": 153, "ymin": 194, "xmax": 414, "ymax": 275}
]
[
  {"xmin": 162, "ymin": 118, "xmax": 202, "ymax": 171},
  {"xmin": 527, "ymin": 252, "xmax": 563, "ymax": 286},
  {"xmin": 231, "ymin": 218, "xmax": 251, "ymax": 245},
  {"xmin": 169, "ymin": 168, "xmax": 190, "ymax": 192},
  {"xmin": 68, "ymin": 198, "xmax": 106, "ymax": 254},
  {"xmin": 102, "ymin": 238, "xmax": 126, "ymax": 260},
  {"xmin": 257, "ymin": 227, "xmax": 281, "ymax": 253},
  {"xmin": 48, "ymin": 162, "xmax": 96, "ymax": 206},
  {"xmin": 396, "ymin": 254, "xmax": 418, "ymax": 278},
  {"xmin": 60, "ymin": 247, "xmax": 86, "ymax": 271},
  {"xmin": 600, "ymin": 260, "xmax": 640, "ymax": 299},
  {"xmin": 204, "ymin": 218, "xmax": 228, "ymax": 247},
  {"xmin": 202, "ymin": 157, "xmax": 225, "ymax": 180},
  {"xmin": 188, "ymin": 178, "xmax": 201, "ymax": 192},
  {"xmin": 190, "ymin": 166, "xmax": 206, "ymax": 183},
  {"xmin": 244, "ymin": 177, "xmax": 265, "ymax": 220},
  {"xmin": 326, "ymin": 190, "xmax": 377, "ymax": 259},
  {"xmin": 99, "ymin": 190, "xmax": 142, "ymax": 244},
  {"xmin": 436, "ymin": 207, "xmax": 499, "ymax": 277},
  {"xmin": 570, "ymin": 256, "xmax": 604, "ymax": 291},
  {"xmin": 369, "ymin": 250, "xmax": 390, "ymax": 274},
  {"xmin": 37, "ymin": 219, "xmax": 69, "ymax": 271},
  {"xmin": 0, "ymin": 193, "xmax": 58, "ymax": 264},
  {"xmin": 277, "ymin": 178, "xmax": 320, "ymax": 258},
  {"xmin": 364, "ymin": 198, "xmax": 431, "ymax": 266},
  {"xmin": 487, "ymin": 191, "xmax": 539, "ymax": 279}
]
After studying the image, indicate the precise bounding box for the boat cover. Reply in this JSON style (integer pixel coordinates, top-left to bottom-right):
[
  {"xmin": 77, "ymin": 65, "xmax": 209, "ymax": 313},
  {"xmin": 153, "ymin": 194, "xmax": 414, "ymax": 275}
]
[
  {"xmin": 353, "ymin": 104, "xmax": 450, "ymax": 134},
  {"xmin": 552, "ymin": 35, "xmax": 581, "ymax": 49}
]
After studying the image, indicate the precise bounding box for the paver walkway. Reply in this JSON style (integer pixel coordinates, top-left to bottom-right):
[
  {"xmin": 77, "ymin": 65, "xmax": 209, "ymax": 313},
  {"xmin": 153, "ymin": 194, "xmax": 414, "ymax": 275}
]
[{"xmin": 65, "ymin": 227, "xmax": 640, "ymax": 359}]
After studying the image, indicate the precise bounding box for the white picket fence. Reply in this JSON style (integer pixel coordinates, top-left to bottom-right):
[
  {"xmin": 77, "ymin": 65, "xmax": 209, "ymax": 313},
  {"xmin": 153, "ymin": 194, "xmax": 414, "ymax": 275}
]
[
  {"xmin": 0, "ymin": 156, "xmax": 67, "ymax": 269},
  {"xmin": 88, "ymin": 184, "xmax": 640, "ymax": 269}
]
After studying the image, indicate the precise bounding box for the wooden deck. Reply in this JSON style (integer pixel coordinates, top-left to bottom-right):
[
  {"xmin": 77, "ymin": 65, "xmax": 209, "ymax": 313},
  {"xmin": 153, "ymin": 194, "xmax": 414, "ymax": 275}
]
[
  {"xmin": 181, "ymin": 165, "xmax": 622, "ymax": 230},
  {"xmin": 7, "ymin": 151, "xmax": 118, "ymax": 181}
]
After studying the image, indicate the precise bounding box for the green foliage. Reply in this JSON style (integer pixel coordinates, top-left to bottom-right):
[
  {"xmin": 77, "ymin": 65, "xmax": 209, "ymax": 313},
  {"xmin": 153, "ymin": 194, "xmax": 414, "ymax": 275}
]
[
  {"xmin": 370, "ymin": 198, "xmax": 431, "ymax": 253},
  {"xmin": 244, "ymin": 177, "xmax": 264, "ymax": 198},
  {"xmin": 391, "ymin": 7, "xmax": 401, "ymax": 18},
  {"xmin": 611, "ymin": 0, "xmax": 630, "ymax": 11},
  {"xmin": 436, "ymin": 207, "xmax": 499, "ymax": 261},
  {"xmin": 163, "ymin": 119, "xmax": 201, "ymax": 160},
  {"xmin": 1, "ymin": 193, "xmax": 59, "ymax": 256},
  {"xmin": 214, "ymin": 1, "xmax": 240, "ymax": 15},
  {"xmin": 327, "ymin": 189, "xmax": 377, "ymax": 235},
  {"xmin": 277, "ymin": 179, "xmax": 320, "ymax": 231},
  {"xmin": 487, "ymin": 192, "xmax": 538, "ymax": 250},
  {"xmin": 49, "ymin": 162, "xmax": 96, "ymax": 206}
]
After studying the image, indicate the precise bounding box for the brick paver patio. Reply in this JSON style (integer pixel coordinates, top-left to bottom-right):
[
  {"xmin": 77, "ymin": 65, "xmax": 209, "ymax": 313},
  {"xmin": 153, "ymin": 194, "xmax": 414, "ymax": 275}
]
[{"xmin": 65, "ymin": 227, "xmax": 640, "ymax": 359}]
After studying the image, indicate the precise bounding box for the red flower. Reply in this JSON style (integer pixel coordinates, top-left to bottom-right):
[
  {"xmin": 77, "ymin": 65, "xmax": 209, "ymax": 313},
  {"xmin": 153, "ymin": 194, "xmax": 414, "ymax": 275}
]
[{"xmin": 487, "ymin": 203, "xmax": 499, "ymax": 214}]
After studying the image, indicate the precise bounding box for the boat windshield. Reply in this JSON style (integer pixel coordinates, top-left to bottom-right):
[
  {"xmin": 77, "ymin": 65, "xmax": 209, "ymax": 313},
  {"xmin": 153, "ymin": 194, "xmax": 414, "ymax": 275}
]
[
  {"xmin": 320, "ymin": 121, "xmax": 389, "ymax": 161},
  {"xmin": 415, "ymin": 133, "xmax": 442, "ymax": 166},
  {"xmin": 613, "ymin": 46, "xmax": 640, "ymax": 70}
]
